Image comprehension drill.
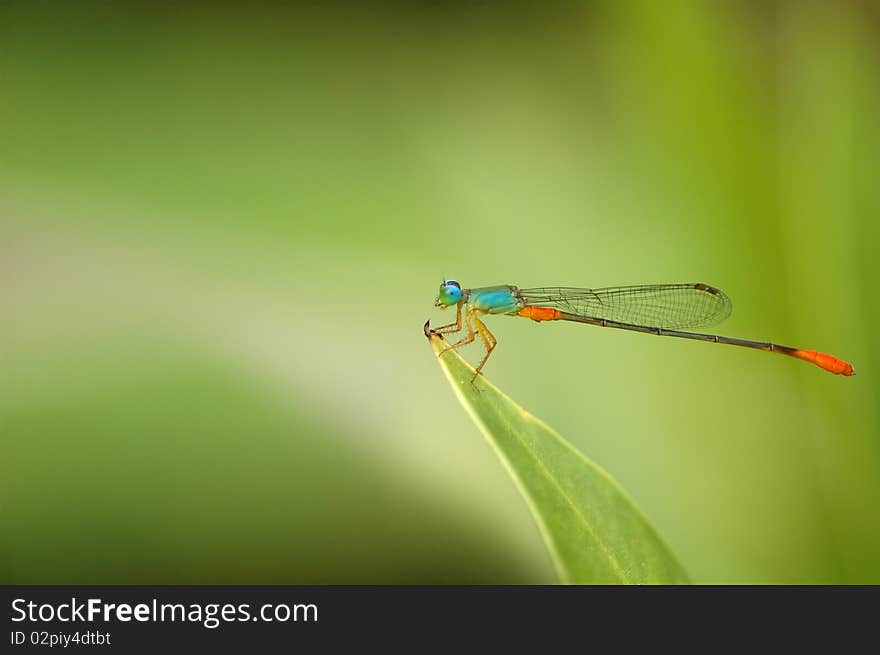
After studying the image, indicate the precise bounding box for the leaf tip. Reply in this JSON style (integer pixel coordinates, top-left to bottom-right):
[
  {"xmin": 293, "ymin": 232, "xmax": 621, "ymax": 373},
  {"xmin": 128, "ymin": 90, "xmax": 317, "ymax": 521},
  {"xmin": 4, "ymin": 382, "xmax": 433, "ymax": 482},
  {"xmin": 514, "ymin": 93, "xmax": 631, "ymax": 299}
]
[{"xmin": 424, "ymin": 320, "xmax": 449, "ymax": 357}]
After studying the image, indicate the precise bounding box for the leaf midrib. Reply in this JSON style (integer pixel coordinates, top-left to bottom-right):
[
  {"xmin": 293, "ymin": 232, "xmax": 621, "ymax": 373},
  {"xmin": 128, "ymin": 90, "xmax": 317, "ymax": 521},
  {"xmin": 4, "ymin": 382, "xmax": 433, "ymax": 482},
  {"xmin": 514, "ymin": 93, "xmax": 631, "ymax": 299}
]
[{"xmin": 507, "ymin": 415, "xmax": 630, "ymax": 583}]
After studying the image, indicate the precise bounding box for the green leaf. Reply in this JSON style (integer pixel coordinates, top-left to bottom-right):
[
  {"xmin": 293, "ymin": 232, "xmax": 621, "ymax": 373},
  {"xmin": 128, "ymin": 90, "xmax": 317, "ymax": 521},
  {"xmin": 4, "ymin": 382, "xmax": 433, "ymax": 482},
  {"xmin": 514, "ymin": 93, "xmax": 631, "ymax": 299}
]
[{"xmin": 426, "ymin": 324, "xmax": 690, "ymax": 584}]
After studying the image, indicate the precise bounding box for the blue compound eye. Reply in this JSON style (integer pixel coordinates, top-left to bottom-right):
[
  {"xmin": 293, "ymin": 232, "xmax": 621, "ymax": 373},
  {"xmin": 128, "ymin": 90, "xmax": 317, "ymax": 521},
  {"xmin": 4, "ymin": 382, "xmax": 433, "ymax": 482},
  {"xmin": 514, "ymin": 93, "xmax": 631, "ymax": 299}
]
[{"xmin": 436, "ymin": 280, "xmax": 462, "ymax": 306}]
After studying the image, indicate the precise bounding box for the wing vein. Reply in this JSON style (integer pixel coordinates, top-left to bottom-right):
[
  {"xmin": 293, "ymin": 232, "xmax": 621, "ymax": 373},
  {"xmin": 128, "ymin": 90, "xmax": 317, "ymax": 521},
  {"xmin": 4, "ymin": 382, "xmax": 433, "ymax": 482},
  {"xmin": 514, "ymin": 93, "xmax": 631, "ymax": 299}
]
[{"xmin": 518, "ymin": 283, "xmax": 732, "ymax": 329}]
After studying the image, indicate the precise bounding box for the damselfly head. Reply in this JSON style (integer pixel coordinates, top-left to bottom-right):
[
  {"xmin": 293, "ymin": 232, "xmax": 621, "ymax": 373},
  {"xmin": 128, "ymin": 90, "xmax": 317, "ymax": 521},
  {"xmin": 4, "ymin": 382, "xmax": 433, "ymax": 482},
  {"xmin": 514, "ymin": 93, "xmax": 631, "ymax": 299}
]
[{"xmin": 435, "ymin": 279, "xmax": 462, "ymax": 307}]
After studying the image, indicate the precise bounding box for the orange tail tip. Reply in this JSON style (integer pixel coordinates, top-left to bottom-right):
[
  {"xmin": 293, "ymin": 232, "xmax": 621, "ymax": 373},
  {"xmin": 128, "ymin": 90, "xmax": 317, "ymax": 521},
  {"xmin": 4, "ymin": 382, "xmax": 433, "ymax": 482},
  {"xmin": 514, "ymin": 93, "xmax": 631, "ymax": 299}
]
[{"xmin": 793, "ymin": 349, "xmax": 855, "ymax": 376}]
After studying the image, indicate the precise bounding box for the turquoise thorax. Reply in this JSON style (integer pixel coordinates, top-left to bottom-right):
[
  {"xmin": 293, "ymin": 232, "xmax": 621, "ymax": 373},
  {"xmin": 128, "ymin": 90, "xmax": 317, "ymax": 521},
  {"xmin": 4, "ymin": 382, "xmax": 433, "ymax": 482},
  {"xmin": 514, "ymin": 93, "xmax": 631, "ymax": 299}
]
[{"xmin": 468, "ymin": 285, "xmax": 522, "ymax": 315}]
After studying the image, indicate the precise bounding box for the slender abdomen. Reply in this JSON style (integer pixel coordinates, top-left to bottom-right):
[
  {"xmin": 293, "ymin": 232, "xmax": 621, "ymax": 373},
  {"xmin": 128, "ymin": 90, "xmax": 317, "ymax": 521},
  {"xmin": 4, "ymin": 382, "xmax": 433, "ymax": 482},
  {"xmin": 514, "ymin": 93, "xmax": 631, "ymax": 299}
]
[{"xmin": 516, "ymin": 304, "xmax": 854, "ymax": 376}]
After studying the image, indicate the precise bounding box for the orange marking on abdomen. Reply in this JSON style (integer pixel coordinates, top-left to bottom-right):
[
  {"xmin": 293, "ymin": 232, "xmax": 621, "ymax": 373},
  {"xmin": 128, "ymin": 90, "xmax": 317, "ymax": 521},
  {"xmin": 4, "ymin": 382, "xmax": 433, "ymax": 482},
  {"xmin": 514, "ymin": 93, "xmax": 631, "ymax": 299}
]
[
  {"xmin": 518, "ymin": 305, "xmax": 561, "ymax": 322},
  {"xmin": 793, "ymin": 349, "xmax": 854, "ymax": 376}
]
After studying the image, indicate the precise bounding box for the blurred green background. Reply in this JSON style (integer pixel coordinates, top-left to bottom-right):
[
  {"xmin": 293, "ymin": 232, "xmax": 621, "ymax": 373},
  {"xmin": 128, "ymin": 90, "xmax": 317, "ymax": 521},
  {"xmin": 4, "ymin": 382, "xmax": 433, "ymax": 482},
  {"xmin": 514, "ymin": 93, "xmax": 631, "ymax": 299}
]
[{"xmin": 2, "ymin": 2, "xmax": 879, "ymax": 583}]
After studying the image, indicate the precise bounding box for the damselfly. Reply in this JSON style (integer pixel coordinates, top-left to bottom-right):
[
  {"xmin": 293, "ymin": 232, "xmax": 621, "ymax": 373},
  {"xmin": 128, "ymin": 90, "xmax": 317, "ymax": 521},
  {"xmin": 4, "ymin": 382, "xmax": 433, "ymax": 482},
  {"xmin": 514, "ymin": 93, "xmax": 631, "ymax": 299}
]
[{"xmin": 431, "ymin": 280, "xmax": 854, "ymax": 380}]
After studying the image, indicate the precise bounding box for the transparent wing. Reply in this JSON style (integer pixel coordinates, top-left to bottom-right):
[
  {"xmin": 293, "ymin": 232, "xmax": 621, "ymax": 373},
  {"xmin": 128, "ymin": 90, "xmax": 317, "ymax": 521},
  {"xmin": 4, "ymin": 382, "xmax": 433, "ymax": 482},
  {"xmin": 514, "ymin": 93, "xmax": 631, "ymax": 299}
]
[{"xmin": 518, "ymin": 283, "xmax": 732, "ymax": 329}]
